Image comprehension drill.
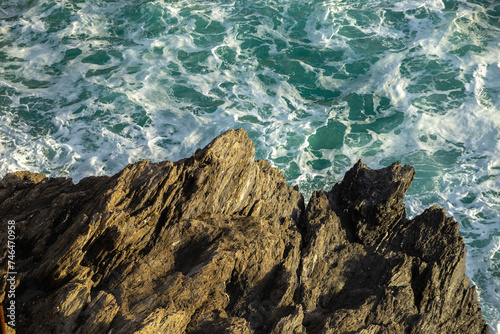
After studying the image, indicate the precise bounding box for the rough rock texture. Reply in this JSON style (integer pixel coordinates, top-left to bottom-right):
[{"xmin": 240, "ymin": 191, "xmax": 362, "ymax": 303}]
[{"xmin": 0, "ymin": 128, "xmax": 490, "ymax": 333}]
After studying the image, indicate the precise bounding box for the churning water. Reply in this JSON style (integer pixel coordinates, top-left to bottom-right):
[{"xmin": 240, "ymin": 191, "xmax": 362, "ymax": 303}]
[{"xmin": 0, "ymin": 0, "xmax": 499, "ymax": 329}]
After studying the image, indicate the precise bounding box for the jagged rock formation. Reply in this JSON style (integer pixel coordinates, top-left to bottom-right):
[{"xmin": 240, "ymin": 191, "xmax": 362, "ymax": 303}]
[{"xmin": 0, "ymin": 128, "xmax": 490, "ymax": 333}]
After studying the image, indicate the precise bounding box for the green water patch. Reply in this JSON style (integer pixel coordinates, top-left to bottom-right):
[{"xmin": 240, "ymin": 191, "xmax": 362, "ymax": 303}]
[
  {"xmin": 238, "ymin": 115, "xmax": 270, "ymax": 126},
  {"xmin": 172, "ymin": 85, "xmax": 224, "ymax": 114},
  {"xmin": 138, "ymin": 4, "xmax": 171, "ymax": 38},
  {"xmin": 233, "ymin": 17, "xmax": 260, "ymax": 37},
  {"xmin": 319, "ymin": 49, "xmax": 345, "ymax": 64},
  {"xmin": 0, "ymin": 51, "xmax": 24, "ymax": 63},
  {"xmin": 406, "ymin": 6, "xmax": 443, "ymax": 24},
  {"xmin": 460, "ymin": 192, "xmax": 477, "ymax": 204},
  {"xmin": 165, "ymin": 62, "xmax": 182, "ymax": 76},
  {"xmin": 307, "ymin": 158, "xmax": 332, "ymax": 171},
  {"xmin": 41, "ymin": 5, "xmax": 73, "ymax": 33},
  {"xmin": 308, "ymin": 119, "xmax": 347, "ymax": 150},
  {"xmin": 281, "ymin": 2, "xmax": 312, "ymax": 41},
  {"xmin": 345, "ymin": 131, "xmax": 372, "ymax": 148},
  {"xmin": 172, "ymin": 85, "xmax": 205, "ymax": 102},
  {"xmin": 19, "ymin": 96, "xmax": 55, "ymax": 112},
  {"xmin": 332, "ymin": 153, "xmax": 353, "ymax": 171},
  {"xmin": 215, "ymin": 46, "xmax": 237, "ymax": 66},
  {"xmin": 177, "ymin": 50, "xmax": 211, "ymax": 74},
  {"xmin": 401, "ymin": 53, "xmax": 466, "ymax": 112},
  {"xmin": 308, "ymin": 148, "xmax": 323, "ymax": 159},
  {"xmin": 283, "ymin": 161, "xmax": 301, "ymax": 181},
  {"xmin": 0, "ymin": 96, "xmax": 12, "ymax": 109},
  {"xmin": 250, "ymin": 43, "xmax": 273, "ymax": 65},
  {"xmin": 347, "ymin": 8, "xmax": 382, "ymax": 27},
  {"xmin": 434, "ymin": 72, "xmax": 464, "ymax": 92},
  {"xmin": 450, "ymin": 44, "xmax": 485, "ymax": 57},
  {"xmin": 447, "ymin": 14, "xmax": 493, "ymax": 56},
  {"xmin": 43, "ymin": 64, "xmax": 62, "ymax": 76},
  {"xmin": 469, "ymin": 235, "xmax": 494, "ymax": 249},
  {"xmin": 81, "ymin": 51, "xmax": 111, "ymax": 65},
  {"xmin": 273, "ymin": 155, "xmax": 292, "ymax": 164},
  {"xmin": 86, "ymin": 90, "xmax": 153, "ymax": 132},
  {"xmin": 345, "ymin": 61, "xmax": 371, "ymax": 75},
  {"xmin": 155, "ymin": 137, "xmax": 182, "ymax": 149},
  {"xmin": 106, "ymin": 18, "xmax": 128, "ymax": 40},
  {"xmin": 194, "ymin": 15, "xmax": 226, "ymax": 35},
  {"xmin": 41, "ymin": 146, "xmax": 57, "ymax": 161},
  {"xmin": 412, "ymin": 92, "xmax": 463, "ymax": 113},
  {"xmin": 95, "ymin": 87, "xmax": 126, "ymax": 105},
  {"xmin": 287, "ymin": 45, "xmax": 322, "ymax": 66},
  {"xmin": 0, "ymin": 85, "xmax": 18, "ymax": 98},
  {"xmin": 274, "ymin": 58, "xmax": 314, "ymax": 83},
  {"xmin": 348, "ymin": 36, "xmax": 391, "ymax": 54},
  {"xmin": 344, "ymin": 94, "xmax": 375, "ymax": 120},
  {"xmin": 71, "ymin": 105, "xmax": 87, "ymax": 116},
  {"xmin": 479, "ymin": 86, "xmax": 498, "ymax": 107},
  {"xmin": 11, "ymin": 104, "xmax": 58, "ymax": 137},
  {"xmin": 208, "ymin": 87, "xmax": 228, "ymax": 100},
  {"xmin": 307, "ymin": 88, "xmax": 341, "ymax": 106},
  {"xmin": 21, "ymin": 79, "xmax": 51, "ymax": 89},
  {"xmin": 487, "ymin": 4, "xmax": 500, "ymax": 17},
  {"xmin": 415, "ymin": 93, "xmax": 447, "ymax": 106},
  {"xmin": 400, "ymin": 51, "xmax": 442, "ymax": 76},
  {"xmin": 130, "ymin": 106, "xmax": 152, "ymax": 128},
  {"xmin": 343, "ymin": 95, "xmax": 399, "ymax": 135},
  {"xmin": 338, "ymin": 26, "xmax": 369, "ymax": 39},
  {"xmin": 488, "ymin": 249, "xmax": 500, "ymax": 279},
  {"xmin": 283, "ymin": 133, "xmax": 306, "ymax": 150},
  {"xmin": 62, "ymin": 48, "xmax": 83, "ymax": 63},
  {"xmin": 255, "ymin": 74, "xmax": 276, "ymax": 91},
  {"xmin": 432, "ymin": 148, "xmax": 462, "ymax": 166},
  {"xmin": 193, "ymin": 31, "xmax": 226, "ymax": 49},
  {"xmin": 419, "ymin": 133, "xmax": 438, "ymax": 143},
  {"xmin": 108, "ymin": 122, "xmax": 131, "ymax": 136},
  {"xmin": 189, "ymin": 13, "xmax": 226, "ymax": 47},
  {"xmin": 62, "ymin": 88, "xmax": 92, "ymax": 108},
  {"xmin": 380, "ymin": 9, "xmax": 406, "ymax": 30},
  {"xmin": 85, "ymin": 66, "xmax": 119, "ymax": 79}
]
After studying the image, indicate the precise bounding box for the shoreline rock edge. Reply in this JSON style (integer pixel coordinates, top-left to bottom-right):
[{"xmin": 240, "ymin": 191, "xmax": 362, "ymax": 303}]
[{"xmin": 0, "ymin": 128, "xmax": 489, "ymax": 333}]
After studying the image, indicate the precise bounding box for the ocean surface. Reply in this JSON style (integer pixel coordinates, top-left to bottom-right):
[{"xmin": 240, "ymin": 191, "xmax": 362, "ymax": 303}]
[{"xmin": 0, "ymin": 0, "xmax": 499, "ymax": 328}]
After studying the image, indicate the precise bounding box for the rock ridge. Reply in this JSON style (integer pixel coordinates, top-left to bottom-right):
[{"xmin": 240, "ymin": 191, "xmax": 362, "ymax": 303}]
[{"xmin": 0, "ymin": 128, "xmax": 489, "ymax": 333}]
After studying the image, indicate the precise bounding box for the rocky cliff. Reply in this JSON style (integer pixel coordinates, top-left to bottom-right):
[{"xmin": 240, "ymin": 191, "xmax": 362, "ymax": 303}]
[{"xmin": 0, "ymin": 128, "xmax": 490, "ymax": 333}]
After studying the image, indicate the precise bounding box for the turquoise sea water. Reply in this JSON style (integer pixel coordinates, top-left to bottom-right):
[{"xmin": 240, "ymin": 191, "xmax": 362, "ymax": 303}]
[{"xmin": 0, "ymin": 0, "xmax": 499, "ymax": 328}]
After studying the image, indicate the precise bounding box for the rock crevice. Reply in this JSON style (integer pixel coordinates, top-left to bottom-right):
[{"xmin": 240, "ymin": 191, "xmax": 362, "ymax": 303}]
[{"xmin": 0, "ymin": 129, "xmax": 489, "ymax": 333}]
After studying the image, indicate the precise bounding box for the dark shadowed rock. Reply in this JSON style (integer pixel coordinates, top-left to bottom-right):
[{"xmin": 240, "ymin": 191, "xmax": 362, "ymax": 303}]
[
  {"xmin": 0, "ymin": 129, "xmax": 489, "ymax": 333},
  {"xmin": 299, "ymin": 162, "xmax": 487, "ymax": 333}
]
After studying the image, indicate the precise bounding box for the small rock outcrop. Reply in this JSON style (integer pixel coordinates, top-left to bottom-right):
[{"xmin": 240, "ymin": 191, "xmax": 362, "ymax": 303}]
[{"xmin": 0, "ymin": 129, "xmax": 490, "ymax": 333}]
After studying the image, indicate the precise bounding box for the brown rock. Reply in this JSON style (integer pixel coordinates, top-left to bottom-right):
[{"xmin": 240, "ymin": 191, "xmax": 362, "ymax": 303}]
[{"xmin": 0, "ymin": 129, "xmax": 489, "ymax": 333}]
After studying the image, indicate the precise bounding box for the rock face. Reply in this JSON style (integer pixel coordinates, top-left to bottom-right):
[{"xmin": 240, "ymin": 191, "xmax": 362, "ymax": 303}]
[{"xmin": 0, "ymin": 128, "xmax": 490, "ymax": 333}]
